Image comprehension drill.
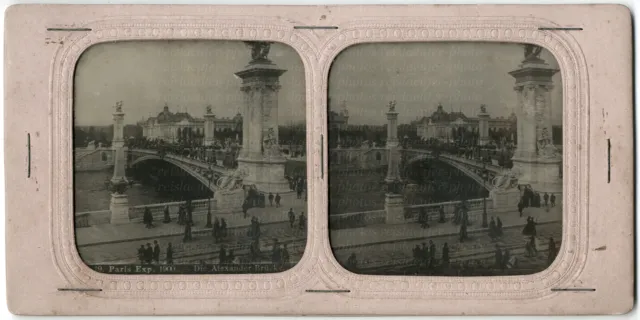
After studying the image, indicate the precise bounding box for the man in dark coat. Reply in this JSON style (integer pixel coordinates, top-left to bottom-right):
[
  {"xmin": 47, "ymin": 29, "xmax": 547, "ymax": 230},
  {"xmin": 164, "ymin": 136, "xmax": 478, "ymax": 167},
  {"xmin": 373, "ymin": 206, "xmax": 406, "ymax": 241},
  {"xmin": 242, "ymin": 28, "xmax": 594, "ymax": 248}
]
[
  {"xmin": 441, "ymin": 243, "xmax": 450, "ymax": 267},
  {"xmin": 298, "ymin": 212, "xmax": 306, "ymax": 230},
  {"xmin": 183, "ymin": 221, "xmax": 192, "ymax": 242},
  {"xmin": 488, "ymin": 217, "xmax": 497, "ymax": 240},
  {"xmin": 219, "ymin": 244, "xmax": 227, "ymax": 264},
  {"xmin": 166, "ymin": 243, "xmax": 173, "ymax": 265},
  {"xmin": 550, "ymin": 193, "xmax": 556, "ymax": 207},
  {"xmin": 459, "ymin": 219, "xmax": 468, "ymax": 242},
  {"xmin": 242, "ymin": 200, "xmax": 250, "ymax": 219},
  {"xmin": 268, "ymin": 193, "xmax": 274, "ymax": 207},
  {"xmin": 138, "ymin": 245, "xmax": 145, "ymax": 264},
  {"xmin": 220, "ymin": 218, "xmax": 228, "ymax": 238},
  {"xmin": 496, "ymin": 217, "xmax": 503, "ymax": 237},
  {"xmin": 213, "ymin": 218, "xmax": 221, "ymax": 243},
  {"xmin": 420, "ymin": 243, "xmax": 428, "ymax": 269},
  {"xmin": 543, "ymin": 193, "xmax": 549, "ymax": 207},
  {"xmin": 163, "ymin": 205, "xmax": 171, "ymax": 223},
  {"xmin": 438, "ymin": 206, "xmax": 446, "ymax": 223},
  {"xmin": 271, "ymin": 241, "xmax": 282, "ymax": 266},
  {"xmin": 143, "ymin": 207, "xmax": 154, "ymax": 228},
  {"xmin": 153, "ymin": 240, "xmax": 161, "ymax": 264},
  {"xmin": 428, "ymin": 240, "xmax": 436, "ymax": 269},
  {"xmin": 288, "ymin": 208, "xmax": 295, "ymax": 228},
  {"xmin": 517, "ymin": 200, "xmax": 525, "ymax": 217},
  {"xmin": 275, "ymin": 193, "xmax": 281, "ymax": 207},
  {"xmin": 144, "ymin": 243, "xmax": 153, "ymax": 264}
]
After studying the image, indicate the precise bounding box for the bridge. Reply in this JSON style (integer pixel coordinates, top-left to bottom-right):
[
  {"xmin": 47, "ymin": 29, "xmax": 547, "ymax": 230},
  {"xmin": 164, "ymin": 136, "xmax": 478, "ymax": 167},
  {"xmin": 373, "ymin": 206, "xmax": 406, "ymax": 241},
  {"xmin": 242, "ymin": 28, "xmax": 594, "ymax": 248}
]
[
  {"xmin": 74, "ymin": 147, "xmax": 114, "ymax": 171},
  {"xmin": 330, "ymin": 146, "xmax": 503, "ymax": 192},
  {"xmin": 126, "ymin": 148, "xmax": 231, "ymax": 191}
]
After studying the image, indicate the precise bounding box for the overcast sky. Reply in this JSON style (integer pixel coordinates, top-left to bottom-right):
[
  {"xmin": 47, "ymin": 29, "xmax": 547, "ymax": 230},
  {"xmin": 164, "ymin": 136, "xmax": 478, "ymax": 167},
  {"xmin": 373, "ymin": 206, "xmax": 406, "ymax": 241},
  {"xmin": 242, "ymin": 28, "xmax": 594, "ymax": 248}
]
[
  {"xmin": 329, "ymin": 42, "xmax": 563, "ymax": 126},
  {"xmin": 74, "ymin": 40, "xmax": 306, "ymax": 126},
  {"xmin": 75, "ymin": 40, "xmax": 563, "ymax": 127}
]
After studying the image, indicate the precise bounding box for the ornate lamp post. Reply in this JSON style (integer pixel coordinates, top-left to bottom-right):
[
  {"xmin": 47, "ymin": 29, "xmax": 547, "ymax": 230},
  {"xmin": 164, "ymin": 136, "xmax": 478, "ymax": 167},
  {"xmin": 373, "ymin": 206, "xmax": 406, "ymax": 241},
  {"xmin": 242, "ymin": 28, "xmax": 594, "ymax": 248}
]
[
  {"xmin": 205, "ymin": 164, "xmax": 214, "ymax": 228},
  {"xmin": 481, "ymin": 162, "xmax": 488, "ymax": 228}
]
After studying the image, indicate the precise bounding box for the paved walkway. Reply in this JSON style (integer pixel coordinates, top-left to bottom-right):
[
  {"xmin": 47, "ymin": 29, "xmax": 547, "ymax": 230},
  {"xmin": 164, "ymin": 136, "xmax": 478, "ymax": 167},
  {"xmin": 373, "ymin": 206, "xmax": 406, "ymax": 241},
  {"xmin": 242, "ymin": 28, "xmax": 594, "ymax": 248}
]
[
  {"xmin": 329, "ymin": 205, "xmax": 561, "ymax": 249},
  {"xmin": 76, "ymin": 197, "xmax": 308, "ymax": 247}
]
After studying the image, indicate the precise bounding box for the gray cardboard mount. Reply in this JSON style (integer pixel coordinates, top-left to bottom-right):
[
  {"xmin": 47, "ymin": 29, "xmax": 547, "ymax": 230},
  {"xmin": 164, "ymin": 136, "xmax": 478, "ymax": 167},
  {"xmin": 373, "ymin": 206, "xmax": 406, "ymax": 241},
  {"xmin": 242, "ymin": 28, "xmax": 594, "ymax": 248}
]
[{"xmin": 4, "ymin": 4, "xmax": 634, "ymax": 316}]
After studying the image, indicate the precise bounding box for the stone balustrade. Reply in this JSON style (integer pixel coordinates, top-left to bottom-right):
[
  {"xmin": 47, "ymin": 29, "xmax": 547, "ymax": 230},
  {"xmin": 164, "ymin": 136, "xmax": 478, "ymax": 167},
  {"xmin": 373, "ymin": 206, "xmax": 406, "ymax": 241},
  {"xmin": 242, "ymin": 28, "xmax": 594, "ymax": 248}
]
[
  {"xmin": 128, "ymin": 198, "xmax": 216, "ymax": 221},
  {"xmin": 75, "ymin": 198, "xmax": 216, "ymax": 228},
  {"xmin": 75, "ymin": 210, "xmax": 111, "ymax": 228},
  {"xmin": 330, "ymin": 198, "xmax": 492, "ymax": 229}
]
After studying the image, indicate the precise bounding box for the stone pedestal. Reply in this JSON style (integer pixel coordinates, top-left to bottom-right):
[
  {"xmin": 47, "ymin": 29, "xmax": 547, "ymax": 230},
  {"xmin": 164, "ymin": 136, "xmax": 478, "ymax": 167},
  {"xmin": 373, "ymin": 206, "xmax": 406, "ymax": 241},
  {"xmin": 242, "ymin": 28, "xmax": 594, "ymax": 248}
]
[
  {"xmin": 509, "ymin": 55, "xmax": 562, "ymax": 195},
  {"xmin": 234, "ymin": 51, "xmax": 290, "ymax": 194},
  {"xmin": 478, "ymin": 110, "xmax": 490, "ymax": 146},
  {"xmin": 384, "ymin": 193, "xmax": 405, "ymax": 224},
  {"xmin": 204, "ymin": 111, "xmax": 216, "ymax": 146},
  {"xmin": 490, "ymin": 188, "xmax": 521, "ymax": 213},
  {"xmin": 109, "ymin": 193, "xmax": 130, "ymax": 224},
  {"xmin": 213, "ymin": 188, "xmax": 246, "ymax": 213}
]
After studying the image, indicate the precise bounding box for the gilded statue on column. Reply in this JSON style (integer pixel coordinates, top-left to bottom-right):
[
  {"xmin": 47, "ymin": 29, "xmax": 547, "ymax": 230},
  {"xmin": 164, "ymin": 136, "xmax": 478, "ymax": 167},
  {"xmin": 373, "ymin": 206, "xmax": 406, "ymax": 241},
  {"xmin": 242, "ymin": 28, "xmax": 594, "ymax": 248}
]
[
  {"xmin": 244, "ymin": 41, "xmax": 273, "ymax": 64},
  {"xmin": 523, "ymin": 44, "xmax": 544, "ymax": 63},
  {"xmin": 114, "ymin": 101, "xmax": 123, "ymax": 113}
]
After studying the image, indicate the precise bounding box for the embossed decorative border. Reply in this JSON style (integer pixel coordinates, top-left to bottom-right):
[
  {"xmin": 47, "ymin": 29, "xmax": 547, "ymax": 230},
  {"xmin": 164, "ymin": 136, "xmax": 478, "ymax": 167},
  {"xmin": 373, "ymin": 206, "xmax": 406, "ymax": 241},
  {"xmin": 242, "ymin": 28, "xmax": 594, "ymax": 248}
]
[
  {"xmin": 51, "ymin": 16, "xmax": 324, "ymax": 299},
  {"xmin": 316, "ymin": 17, "xmax": 589, "ymax": 300},
  {"xmin": 23, "ymin": 5, "xmax": 605, "ymax": 311}
]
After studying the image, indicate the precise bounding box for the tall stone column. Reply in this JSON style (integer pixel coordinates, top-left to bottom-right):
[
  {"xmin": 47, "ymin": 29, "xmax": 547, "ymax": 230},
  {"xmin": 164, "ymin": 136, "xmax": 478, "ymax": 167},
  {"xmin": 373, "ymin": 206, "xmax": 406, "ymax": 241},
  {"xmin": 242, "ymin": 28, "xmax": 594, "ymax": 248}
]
[
  {"xmin": 234, "ymin": 42, "xmax": 290, "ymax": 194},
  {"xmin": 109, "ymin": 102, "xmax": 130, "ymax": 225},
  {"xmin": 203, "ymin": 106, "xmax": 216, "ymax": 146},
  {"xmin": 509, "ymin": 44, "xmax": 562, "ymax": 195},
  {"xmin": 477, "ymin": 105, "xmax": 490, "ymax": 146},
  {"xmin": 384, "ymin": 101, "xmax": 404, "ymax": 224}
]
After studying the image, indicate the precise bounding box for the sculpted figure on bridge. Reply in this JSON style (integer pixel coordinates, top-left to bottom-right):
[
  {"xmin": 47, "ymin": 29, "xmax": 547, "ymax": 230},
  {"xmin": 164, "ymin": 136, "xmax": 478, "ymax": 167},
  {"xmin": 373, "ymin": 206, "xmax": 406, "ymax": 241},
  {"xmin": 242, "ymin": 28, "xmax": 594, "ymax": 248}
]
[
  {"xmin": 491, "ymin": 167, "xmax": 521, "ymax": 190},
  {"xmin": 216, "ymin": 169, "xmax": 248, "ymax": 191}
]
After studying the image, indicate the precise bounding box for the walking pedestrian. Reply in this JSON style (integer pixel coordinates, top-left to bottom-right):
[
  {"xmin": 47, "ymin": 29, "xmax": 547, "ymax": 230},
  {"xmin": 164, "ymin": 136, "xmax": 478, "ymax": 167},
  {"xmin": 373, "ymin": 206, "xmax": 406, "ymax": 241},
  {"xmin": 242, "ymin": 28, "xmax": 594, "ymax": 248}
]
[
  {"xmin": 441, "ymin": 243, "xmax": 450, "ymax": 267},
  {"xmin": 268, "ymin": 193, "xmax": 274, "ymax": 207},
  {"xmin": 298, "ymin": 212, "xmax": 306, "ymax": 230},
  {"xmin": 494, "ymin": 245, "xmax": 503, "ymax": 269},
  {"xmin": 137, "ymin": 245, "xmax": 145, "ymax": 264},
  {"xmin": 153, "ymin": 240, "xmax": 160, "ymax": 264},
  {"xmin": 166, "ymin": 242, "xmax": 173, "ymax": 265},
  {"xmin": 438, "ymin": 205, "xmax": 446, "ymax": 223},
  {"xmin": 144, "ymin": 243, "xmax": 153, "ymax": 264},
  {"xmin": 428, "ymin": 240, "xmax": 436, "ymax": 269},
  {"xmin": 219, "ymin": 244, "xmax": 227, "ymax": 264},
  {"xmin": 288, "ymin": 208, "xmax": 295, "ymax": 228},
  {"xmin": 163, "ymin": 205, "xmax": 171, "ymax": 223},
  {"xmin": 550, "ymin": 193, "xmax": 556, "ymax": 207},
  {"xmin": 213, "ymin": 218, "xmax": 221, "ymax": 243},
  {"xmin": 221, "ymin": 218, "xmax": 228, "ymax": 238},
  {"xmin": 543, "ymin": 192, "xmax": 549, "ymax": 208},
  {"xmin": 183, "ymin": 221, "xmax": 192, "ymax": 242},
  {"xmin": 275, "ymin": 193, "xmax": 281, "ymax": 207}
]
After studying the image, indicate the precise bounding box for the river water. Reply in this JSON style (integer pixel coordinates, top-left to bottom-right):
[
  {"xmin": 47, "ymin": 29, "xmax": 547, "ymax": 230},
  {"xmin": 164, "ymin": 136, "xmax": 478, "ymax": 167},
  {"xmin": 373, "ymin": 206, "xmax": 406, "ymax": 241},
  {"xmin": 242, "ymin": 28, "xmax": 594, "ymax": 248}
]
[
  {"xmin": 74, "ymin": 170, "xmax": 177, "ymax": 212},
  {"xmin": 329, "ymin": 159, "xmax": 488, "ymax": 215}
]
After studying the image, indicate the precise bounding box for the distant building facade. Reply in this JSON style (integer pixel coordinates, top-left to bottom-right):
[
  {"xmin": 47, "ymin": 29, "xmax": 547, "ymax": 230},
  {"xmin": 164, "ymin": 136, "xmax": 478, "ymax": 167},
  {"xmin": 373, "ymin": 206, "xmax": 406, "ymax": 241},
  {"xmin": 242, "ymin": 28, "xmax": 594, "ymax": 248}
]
[
  {"xmin": 139, "ymin": 104, "xmax": 242, "ymax": 143},
  {"xmin": 416, "ymin": 103, "xmax": 516, "ymax": 142}
]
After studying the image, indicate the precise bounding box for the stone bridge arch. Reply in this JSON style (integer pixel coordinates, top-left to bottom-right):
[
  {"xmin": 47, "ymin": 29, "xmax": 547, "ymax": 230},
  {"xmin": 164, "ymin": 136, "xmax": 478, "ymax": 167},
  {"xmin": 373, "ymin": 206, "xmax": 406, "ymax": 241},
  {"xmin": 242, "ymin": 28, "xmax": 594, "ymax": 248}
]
[{"xmin": 128, "ymin": 154, "xmax": 223, "ymax": 191}]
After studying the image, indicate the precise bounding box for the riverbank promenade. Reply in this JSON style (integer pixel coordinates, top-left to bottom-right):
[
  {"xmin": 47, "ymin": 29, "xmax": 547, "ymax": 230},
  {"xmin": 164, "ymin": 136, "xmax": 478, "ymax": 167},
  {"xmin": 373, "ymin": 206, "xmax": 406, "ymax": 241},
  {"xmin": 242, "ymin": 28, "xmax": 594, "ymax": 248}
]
[{"xmin": 76, "ymin": 196, "xmax": 308, "ymax": 247}]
